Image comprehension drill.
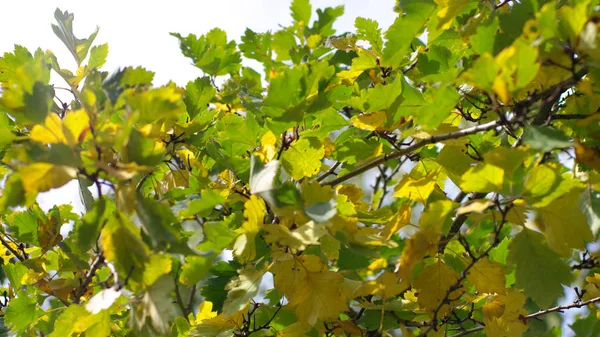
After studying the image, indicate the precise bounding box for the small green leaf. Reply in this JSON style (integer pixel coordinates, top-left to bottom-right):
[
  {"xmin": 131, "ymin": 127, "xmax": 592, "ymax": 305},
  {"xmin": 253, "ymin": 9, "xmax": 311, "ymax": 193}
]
[{"xmin": 291, "ymin": 0, "xmax": 312, "ymax": 25}]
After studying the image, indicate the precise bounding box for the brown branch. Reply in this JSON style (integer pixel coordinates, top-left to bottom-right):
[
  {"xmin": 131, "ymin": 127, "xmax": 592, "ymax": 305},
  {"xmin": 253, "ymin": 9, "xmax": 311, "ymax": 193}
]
[
  {"xmin": 73, "ymin": 252, "xmax": 105, "ymax": 304},
  {"xmin": 323, "ymin": 119, "xmax": 506, "ymax": 187},
  {"xmin": 438, "ymin": 192, "xmax": 488, "ymax": 253},
  {"xmin": 316, "ymin": 161, "xmax": 341, "ymax": 183},
  {"xmin": 447, "ymin": 296, "xmax": 600, "ymax": 337},
  {"xmin": 0, "ymin": 235, "xmax": 26, "ymax": 262}
]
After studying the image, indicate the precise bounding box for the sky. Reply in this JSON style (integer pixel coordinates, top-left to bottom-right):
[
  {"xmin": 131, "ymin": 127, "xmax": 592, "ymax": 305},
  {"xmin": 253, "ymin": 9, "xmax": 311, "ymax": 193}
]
[{"xmin": 0, "ymin": 0, "xmax": 397, "ymax": 214}]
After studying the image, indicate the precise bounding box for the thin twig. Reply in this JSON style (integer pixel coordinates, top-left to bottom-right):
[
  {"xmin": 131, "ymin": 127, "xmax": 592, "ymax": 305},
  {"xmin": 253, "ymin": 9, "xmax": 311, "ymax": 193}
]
[
  {"xmin": 0, "ymin": 235, "xmax": 26, "ymax": 262},
  {"xmin": 324, "ymin": 119, "xmax": 506, "ymax": 187},
  {"xmin": 73, "ymin": 252, "xmax": 105, "ymax": 304}
]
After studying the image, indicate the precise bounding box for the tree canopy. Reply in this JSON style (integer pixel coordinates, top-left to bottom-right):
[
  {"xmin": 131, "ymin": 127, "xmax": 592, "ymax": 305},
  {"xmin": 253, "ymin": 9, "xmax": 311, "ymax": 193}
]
[{"xmin": 1, "ymin": 0, "xmax": 600, "ymax": 336}]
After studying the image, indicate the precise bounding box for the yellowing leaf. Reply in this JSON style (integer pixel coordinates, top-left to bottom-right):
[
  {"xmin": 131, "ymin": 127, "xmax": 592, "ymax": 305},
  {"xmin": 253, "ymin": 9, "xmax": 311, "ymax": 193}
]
[
  {"xmin": 457, "ymin": 199, "xmax": 492, "ymax": 215},
  {"xmin": 466, "ymin": 258, "xmax": 506, "ymax": 294},
  {"xmin": 222, "ymin": 267, "xmax": 265, "ymax": 316},
  {"xmin": 233, "ymin": 195, "xmax": 265, "ymax": 263},
  {"xmin": 282, "ymin": 137, "xmax": 324, "ymax": 180},
  {"xmin": 396, "ymin": 227, "xmax": 440, "ymax": 285},
  {"xmin": 255, "ymin": 131, "xmax": 278, "ymax": 162},
  {"xmin": 287, "ymin": 270, "xmax": 348, "ymax": 326},
  {"xmin": 30, "ymin": 110, "xmax": 89, "ymax": 146},
  {"xmin": 195, "ymin": 301, "xmax": 217, "ymax": 324},
  {"xmin": 394, "ymin": 168, "xmax": 440, "ymax": 204},
  {"xmin": 459, "ymin": 163, "xmax": 504, "ymax": 193},
  {"xmin": 359, "ymin": 271, "xmax": 404, "ymax": 300},
  {"xmin": 482, "ymin": 290, "xmax": 528, "ymax": 337},
  {"xmin": 351, "ymin": 111, "xmax": 387, "ymax": 131},
  {"xmin": 382, "ymin": 203, "xmax": 411, "ymax": 238},
  {"xmin": 413, "ymin": 260, "xmax": 460, "ymax": 317},
  {"xmin": 263, "ymin": 221, "xmax": 327, "ymax": 250},
  {"xmin": 367, "ymin": 257, "xmax": 388, "ymax": 271},
  {"xmin": 535, "ymin": 189, "xmax": 593, "ymax": 256},
  {"xmin": 21, "ymin": 163, "xmax": 76, "ymax": 194},
  {"xmin": 575, "ymin": 141, "xmax": 600, "ymax": 173},
  {"xmin": 142, "ymin": 253, "xmax": 172, "ymax": 286},
  {"xmin": 584, "ymin": 273, "xmax": 600, "ymax": 300}
]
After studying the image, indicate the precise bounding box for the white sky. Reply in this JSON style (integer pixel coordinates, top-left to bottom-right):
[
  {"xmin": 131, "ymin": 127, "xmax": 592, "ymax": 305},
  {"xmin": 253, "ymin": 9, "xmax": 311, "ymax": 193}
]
[{"xmin": 1, "ymin": 0, "xmax": 397, "ymax": 213}]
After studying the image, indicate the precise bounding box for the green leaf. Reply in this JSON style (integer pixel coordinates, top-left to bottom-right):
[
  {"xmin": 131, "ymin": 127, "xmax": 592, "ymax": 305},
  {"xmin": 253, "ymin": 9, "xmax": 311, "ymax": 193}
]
[
  {"xmin": 263, "ymin": 65, "xmax": 307, "ymax": 116},
  {"xmin": 508, "ymin": 228, "xmax": 571, "ymax": 308},
  {"xmin": 100, "ymin": 213, "xmax": 150, "ymax": 286},
  {"xmin": 291, "ymin": 0, "xmax": 312, "ymax": 25},
  {"xmin": 355, "ymin": 17, "xmax": 384, "ymax": 54},
  {"xmin": 338, "ymin": 245, "xmax": 371, "ymax": 270},
  {"xmin": 196, "ymin": 220, "xmax": 238, "ymax": 252},
  {"xmin": 171, "ymin": 29, "xmax": 242, "ymax": 77},
  {"xmin": 121, "ymin": 66, "xmax": 155, "ymax": 87},
  {"xmin": 133, "ymin": 275, "xmax": 174, "ymax": 334},
  {"xmin": 136, "ymin": 194, "xmax": 179, "ymax": 246},
  {"xmin": 184, "ymin": 76, "xmax": 216, "ymax": 119},
  {"xmin": 570, "ymin": 313, "xmax": 600, "ymax": 337},
  {"xmin": 78, "ymin": 176, "xmax": 95, "ymax": 213},
  {"xmin": 282, "ymin": 137, "xmax": 324, "ymax": 180},
  {"xmin": 523, "ymin": 164, "xmax": 581, "ymax": 208},
  {"xmin": 581, "ymin": 188, "xmax": 600, "ymax": 235},
  {"xmin": 382, "ymin": 0, "xmax": 435, "ymax": 67},
  {"xmin": 534, "ymin": 189, "xmax": 593, "ymax": 256},
  {"xmin": 470, "ymin": 16, "xmax": 499, "ymax": 55},
  {"xmin": 52, "ymin": 8, "xmax": 98, "ymax": 65},
  {"xmin": 76, "ymin": 198, "xmax": 113, "ymax": 252},
  {"xmin": 459, "ymin": 163, "xmax": 504, "ymax": 193},
  {"xmin": 201, "ymin": 261, "xmax": 240, "ymax": 312},
  {"xmin": 179, "ymin": 254, "xmax": 216, "ymax": 286},
  {"xmin": 415, "ymin": 84, "xmax": 460, "ymax": 128},
  {"xmin": 180, "ymin": 189, "xmax": 226, "ymax": 218},
  {"xmin": 523, "ymin": 126, "xmax": 572, "ymax": 152},
  {"xmin": 4, "ymin": 290, "xmax": 37, "ymax": 333},
  {"xmin": 125, "ymin": 129, "xmax": 166, "ymax": 166},
  {"xmin": 6, "ymin": 209, "xmax": 39, "ymax": 245},
  {"xmin": 87, "ymin": 43, "xmax": 108, "ymax": 70}
]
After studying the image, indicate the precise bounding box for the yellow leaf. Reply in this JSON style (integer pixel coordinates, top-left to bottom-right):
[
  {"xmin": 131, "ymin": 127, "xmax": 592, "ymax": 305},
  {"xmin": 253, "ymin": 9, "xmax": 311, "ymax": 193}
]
[
  {"xmin": 367, "ymin": 257, "xmax": 388, "ymax": 272},
  {"xmin": 457, "ymin": 199, "xmax": 492, "ymax": 215},
  {"xmin": 584, "ymin": 273, "xmax": 600, "ymax": 300},
  {"xmin": 575, "ymin": 141, "xmax": 600, "ymax": 173},
  {"xmin": 337, "ymin": 184, "xmax": 364, "ymax": 205},
  {"xmin": 21, "ymin": 163, "xmax": 76, "ymax": 194},
  {"xmin": 142, "ymin": 253, "xmax": 172, "ymax": 287},
  {"xmin": 195, "ymin": 301, "xmax": 218, "ymax": 324},
  {"xmin": 233, "ymin": 195, "xmax": 265, "ymax": 263},
  {"xmin": 382, "ymin": 203, "xmax": 411, "ymax": 238},
  {"xmin": 396, "ymin": 226, "xmax": 440, "ymax": 285},
  {"xmin": 535, "ymin": 189, "xmax": 593, "ymax": 256},
  {"xmin": 359, "ymin": 271, "xmax": 404, "ymax": 300},
  {"xmin": 466, "ymin": 257, "xmax": 506, "ymax": 294},
  {"xmin": 413, "ymin": 260, "xmax": 460, "ymax": 317},
  {"xmin": 277, "ymin": 322, "xmax": 310, "ymax": 337},
  {"xmin": 287, "ymin": 270, "xmax": 348, "ymax": 326},
  {"xmin": 483, "ymin": 290, "xmax": 528, "ymax": 337},
  {"xmin": 255, "ymin": 131, "xmax": 278, "ymax": 162},
  {"xmin": 30, "ymin": 110, "xmax": 89, "ymax": 146},
  {"xmin": 263, "ymin": 221, "xmax": 327, "ymax": 250},
  {"xmin": 394, "ymin": 169, "xmax": 440, "ymax": 204},
  {"xmin": 351, "ymin": 111, "xmax": 387, "ymax": 131}
]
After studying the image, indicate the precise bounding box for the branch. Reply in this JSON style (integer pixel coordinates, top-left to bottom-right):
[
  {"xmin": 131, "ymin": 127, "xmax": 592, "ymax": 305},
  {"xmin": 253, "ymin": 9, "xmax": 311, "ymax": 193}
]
[
  {"xmin": 323, "ymin": 119, "xmax": 505, "ymax": 187},
  {"xmin": 0, "ymin": 235, "xmax": 26, "ymax": 262},
  {"xmin": 438, "ymin": 192, "xmax": 488, "ymax": 253},
  {"xmin": 73, "ymin": 252, "xmax": 105, "ymax": 304},
  {"xmin": 447, "ymin": 296, "xmax": 600, "ymax": 337}
]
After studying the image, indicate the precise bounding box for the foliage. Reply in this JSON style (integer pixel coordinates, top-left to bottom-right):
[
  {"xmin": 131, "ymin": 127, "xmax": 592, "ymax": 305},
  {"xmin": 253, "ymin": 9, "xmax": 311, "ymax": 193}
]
[{"xmin": 1, "ymin": 1, "xmax": 600, "ymax": 336}]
